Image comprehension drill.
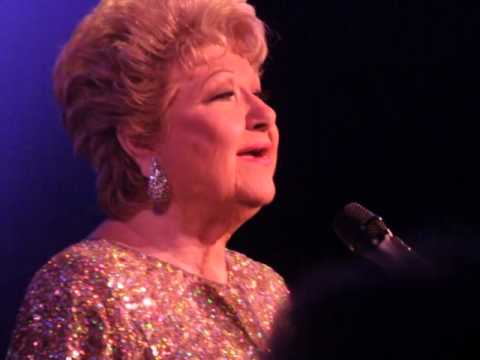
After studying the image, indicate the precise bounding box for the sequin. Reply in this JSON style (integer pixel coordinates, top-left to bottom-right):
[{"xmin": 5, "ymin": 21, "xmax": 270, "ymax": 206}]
[{"xmin": 7, "ymin": 238, "xmax": 289, "ymax": 359}]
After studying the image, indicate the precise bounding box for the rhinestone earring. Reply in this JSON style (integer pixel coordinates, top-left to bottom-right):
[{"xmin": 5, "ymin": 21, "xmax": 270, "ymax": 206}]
[{"xmin": 147, "ymin": 158, "xmax": 169, "ymax": 203}]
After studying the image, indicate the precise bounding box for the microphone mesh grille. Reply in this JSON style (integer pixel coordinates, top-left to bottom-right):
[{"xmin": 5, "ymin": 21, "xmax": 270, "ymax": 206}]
[{"xmin": 333, "ymin": 202, "xmax": 377, "ymax": 250}]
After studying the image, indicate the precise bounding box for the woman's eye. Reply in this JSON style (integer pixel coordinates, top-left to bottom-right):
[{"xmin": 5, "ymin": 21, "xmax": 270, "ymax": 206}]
[{"xmin": 208, "ymin": 91, "xmax": 235, "ymax": 102}]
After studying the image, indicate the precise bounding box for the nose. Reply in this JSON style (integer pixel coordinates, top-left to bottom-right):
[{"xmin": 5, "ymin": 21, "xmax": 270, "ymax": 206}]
[{"xmin": 245, "ymin": 93, "xmax": 277, "ymax": 132}]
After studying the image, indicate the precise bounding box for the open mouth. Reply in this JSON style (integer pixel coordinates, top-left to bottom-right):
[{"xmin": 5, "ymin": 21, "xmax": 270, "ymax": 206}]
[
  {"xmin": 237, "ymin": 148, "xmax": 268, "ymax": 158},
  {"xmin": 237, "ymin": 144, "xmax": 272, "ymax": 164}
]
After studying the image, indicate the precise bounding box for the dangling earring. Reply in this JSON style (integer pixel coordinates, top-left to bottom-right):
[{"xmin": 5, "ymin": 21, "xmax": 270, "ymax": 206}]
[{"xmin": 147, "ymin": 158, "xmax": 169, "ymax": 205}]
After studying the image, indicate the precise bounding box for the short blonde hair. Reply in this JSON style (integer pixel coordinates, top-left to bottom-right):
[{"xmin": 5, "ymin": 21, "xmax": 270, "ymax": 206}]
[{"xmin": 53, "ymin": 0, "xmax": 269, "ymax": 220}]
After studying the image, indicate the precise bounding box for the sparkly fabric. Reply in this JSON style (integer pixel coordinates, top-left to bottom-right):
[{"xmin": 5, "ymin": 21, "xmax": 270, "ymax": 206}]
[{"xmin": 7, "ymin": 238, "xmax": 289, "ymax": 359}]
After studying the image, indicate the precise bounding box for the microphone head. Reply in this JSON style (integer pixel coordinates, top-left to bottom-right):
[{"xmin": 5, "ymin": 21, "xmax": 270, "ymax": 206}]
[{"xmin": 334, "ymin": 202, "xmax": 389, "ymax": 252}]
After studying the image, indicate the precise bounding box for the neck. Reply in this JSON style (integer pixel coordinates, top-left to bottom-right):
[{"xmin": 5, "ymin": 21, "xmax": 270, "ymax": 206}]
[{"xmin": 90, "ymin": 202, "xmax": 259, "ymax": 284}]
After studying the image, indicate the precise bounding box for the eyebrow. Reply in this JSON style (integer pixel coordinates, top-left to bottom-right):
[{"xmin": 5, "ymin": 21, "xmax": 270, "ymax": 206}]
[{"xmin": 199, "ymin": 69, "xmax": 235, "ymax": 91}]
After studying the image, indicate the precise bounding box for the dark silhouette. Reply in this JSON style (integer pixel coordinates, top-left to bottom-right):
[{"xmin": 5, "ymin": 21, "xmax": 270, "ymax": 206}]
[{"xmin": 268, "ymin": 253, "xmax": 480, "ymax": 359}]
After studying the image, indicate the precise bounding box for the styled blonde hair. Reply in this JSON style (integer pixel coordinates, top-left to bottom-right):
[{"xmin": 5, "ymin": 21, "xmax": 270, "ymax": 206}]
[{"xmin": 53, "ymin": 0, "xmax": 269, "ymax": 220}]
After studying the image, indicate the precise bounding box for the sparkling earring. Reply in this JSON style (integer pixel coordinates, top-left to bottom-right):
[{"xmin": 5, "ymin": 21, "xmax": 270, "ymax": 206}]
[{"xmin": 147, "ymin": 158, "xmax": 169, "ymax": 203}]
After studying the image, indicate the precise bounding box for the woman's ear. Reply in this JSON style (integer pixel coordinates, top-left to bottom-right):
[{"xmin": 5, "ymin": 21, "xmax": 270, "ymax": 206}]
[{"xmin": 116, "ymin": 129, "xmax": 153, "ymax": 178}]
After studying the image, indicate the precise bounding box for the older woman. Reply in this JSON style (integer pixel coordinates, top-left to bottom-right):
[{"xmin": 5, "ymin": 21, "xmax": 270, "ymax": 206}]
[{"xmin": 7, "ymin": 0, "xmax": 288, "ymax": 359}]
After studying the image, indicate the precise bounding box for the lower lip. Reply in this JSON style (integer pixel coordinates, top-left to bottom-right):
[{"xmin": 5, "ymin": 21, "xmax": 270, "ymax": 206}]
[{"xmin": 238, "ymin": 155, "xmax": 273, "ymax": 165}]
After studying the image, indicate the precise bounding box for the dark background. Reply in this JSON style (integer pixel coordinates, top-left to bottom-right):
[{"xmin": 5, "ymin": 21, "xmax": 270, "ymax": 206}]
[{"xmin": 2, "ymin": 0, "xmax": 480, "ymax": 356}]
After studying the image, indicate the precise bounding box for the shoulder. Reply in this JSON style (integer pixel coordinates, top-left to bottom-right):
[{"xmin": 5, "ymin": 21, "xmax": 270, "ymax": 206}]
[
  {"xmin": 31, "ymin": 239, "xmax": 113, "ymax": 283},
  {"xmin": 7, "ymin": 239, "xmax": 149, "ymax": 358},
  {"xmin": 27, "ymin": 238, "xmax": 163, "ymax": 298},
  {"xmin": 226, "ymin": 250, "xmax": 290, "ymax": 337},
  {"xmin": 20, "ymin": 239, "xmax": 117, "ymax": 306},
  {"xmin": 227, "ymin": 249, "xmax": 289, "ymax": 297}
]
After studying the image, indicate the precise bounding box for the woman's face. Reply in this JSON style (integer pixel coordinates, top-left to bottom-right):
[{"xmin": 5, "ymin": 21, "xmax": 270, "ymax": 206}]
[{"xmin": 157, "ymin": 46, "xmax": 279, "ymax": 213}]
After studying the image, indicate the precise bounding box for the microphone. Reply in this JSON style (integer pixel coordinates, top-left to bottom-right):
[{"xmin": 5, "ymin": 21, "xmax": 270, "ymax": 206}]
[{"xmin": 333, "ymin": 202, "xmax": 432, "ymax": 272}]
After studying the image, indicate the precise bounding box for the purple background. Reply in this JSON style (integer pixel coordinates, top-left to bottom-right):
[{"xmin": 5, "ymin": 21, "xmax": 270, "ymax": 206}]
[{"xmin": 2, "ymin": 0, "xmax": 480, "ymax": 356}]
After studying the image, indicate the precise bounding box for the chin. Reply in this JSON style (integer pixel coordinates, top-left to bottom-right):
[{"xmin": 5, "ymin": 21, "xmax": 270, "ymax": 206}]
[{"xmin": 237, "ymin": 185, "xmax": 276, "ymax": 209}]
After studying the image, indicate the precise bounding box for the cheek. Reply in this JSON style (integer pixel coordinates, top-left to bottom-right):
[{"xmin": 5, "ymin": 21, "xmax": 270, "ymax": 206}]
[{"xmin": 166, "ymin": 113, "xmax": 243, "ymax": 168}]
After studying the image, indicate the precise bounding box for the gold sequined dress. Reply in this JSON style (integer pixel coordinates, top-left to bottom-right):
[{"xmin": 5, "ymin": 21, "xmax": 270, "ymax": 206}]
[{"xmin": 7, "ymin": 238, "xmax": 289, "ymax": 359}]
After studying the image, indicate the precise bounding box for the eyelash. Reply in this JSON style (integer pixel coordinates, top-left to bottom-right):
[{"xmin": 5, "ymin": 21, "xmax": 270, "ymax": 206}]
[
  {"xmin": 209, "ymin": 91, "xmax": 235, "ymax": 102},
  {"xmin": 209, "ymin": 90, "xmax": 271, "ymax": 102}
]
